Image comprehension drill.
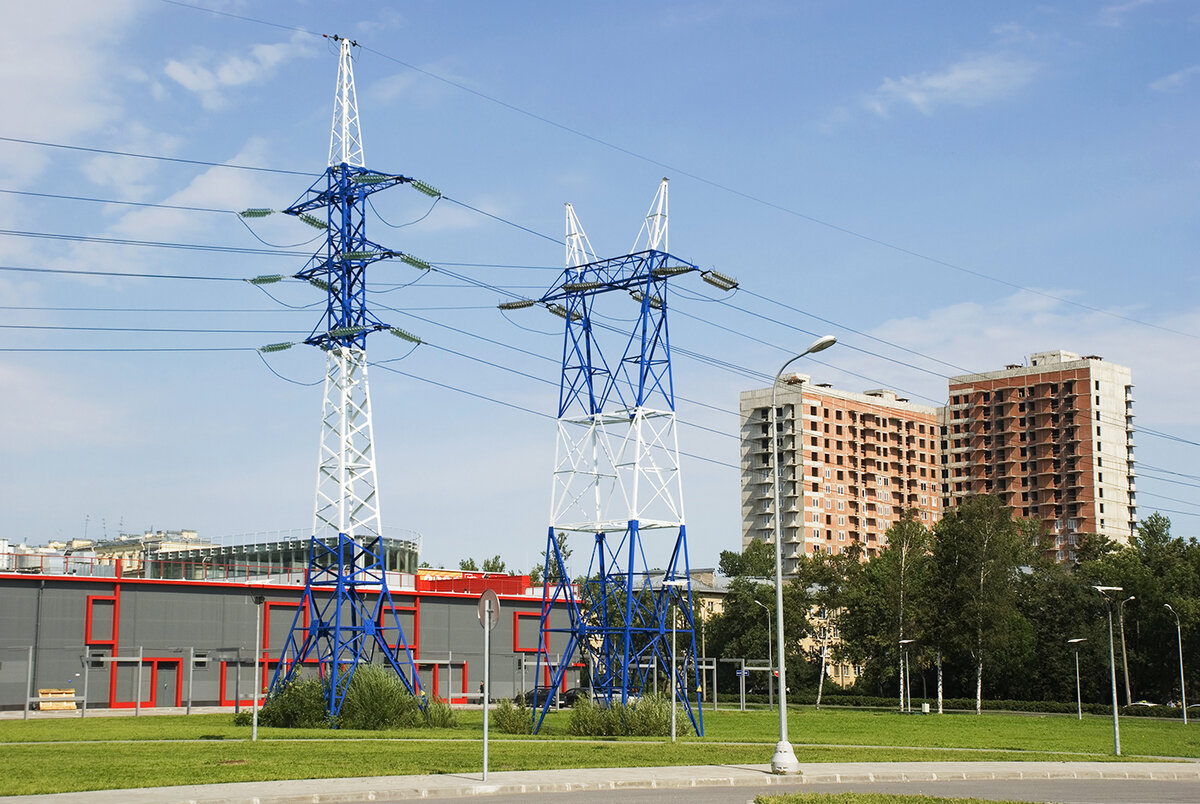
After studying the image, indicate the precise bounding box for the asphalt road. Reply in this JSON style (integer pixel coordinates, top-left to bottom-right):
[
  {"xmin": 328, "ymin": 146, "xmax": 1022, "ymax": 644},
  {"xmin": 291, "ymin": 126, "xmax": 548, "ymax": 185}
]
[{"xmin": 426, "ymin": 778, "xmax": 1200, "ymax": 804}]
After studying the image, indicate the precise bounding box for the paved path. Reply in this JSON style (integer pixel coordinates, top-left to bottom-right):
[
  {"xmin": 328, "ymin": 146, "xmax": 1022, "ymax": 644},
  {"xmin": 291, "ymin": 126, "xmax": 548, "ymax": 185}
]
[{"xmin": 3, "ymin": 761, "xmax": 1199, "ymax": 804}]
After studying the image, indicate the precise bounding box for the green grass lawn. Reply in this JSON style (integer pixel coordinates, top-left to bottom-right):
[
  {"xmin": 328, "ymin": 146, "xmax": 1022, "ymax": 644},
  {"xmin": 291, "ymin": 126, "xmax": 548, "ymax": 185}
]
[{"xmin": 0, "ymin": 707, "xmax": 1196, "ymax": 796}]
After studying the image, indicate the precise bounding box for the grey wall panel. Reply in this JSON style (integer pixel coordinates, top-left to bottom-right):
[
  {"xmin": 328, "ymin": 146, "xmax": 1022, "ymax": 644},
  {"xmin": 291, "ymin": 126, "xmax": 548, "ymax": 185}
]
[{"xmin": 0, "ymin": 576, "xmax": 577, "ymax": 710}]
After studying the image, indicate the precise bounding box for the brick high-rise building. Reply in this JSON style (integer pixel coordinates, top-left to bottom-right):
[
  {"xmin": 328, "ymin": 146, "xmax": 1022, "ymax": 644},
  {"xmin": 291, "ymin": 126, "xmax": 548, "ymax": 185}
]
[
  {"xmin": 941, "ymin": 350, "xmax": 1136, "ymax": 560},
  {"xmin": 740, "ymin": 380, "xmax": 942, "ymax": 573}
]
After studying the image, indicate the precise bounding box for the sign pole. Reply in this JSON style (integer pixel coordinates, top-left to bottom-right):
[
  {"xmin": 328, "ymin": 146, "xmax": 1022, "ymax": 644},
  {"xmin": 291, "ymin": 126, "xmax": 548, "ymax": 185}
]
[
  {"xmin": 478, "ymin": 590, "xmax": 500, "ymax": 782},
  {"xmin": 483, "ymin": 598, "xmax": 490, "ymax": 781}
]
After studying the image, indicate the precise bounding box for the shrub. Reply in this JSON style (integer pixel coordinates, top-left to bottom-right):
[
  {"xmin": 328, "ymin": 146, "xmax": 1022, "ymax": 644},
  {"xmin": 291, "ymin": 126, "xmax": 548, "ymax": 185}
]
[
  {"xmin": 492, "ymin": 698, "xmax": 533, "ymax": 734},
  {"xmin": 240, "ymin": 664, "xmax": 456, "ymax": 730},
  {"xmin": 567, "ymin": 694, "xmax": 691, "ymax": 737},
  {"xmin": 338, "ymin": 663, "xmax": 427, "ymax": 730},
  {"xmin": 253, "ymin": 677, "xmax": 331, "ymax": 729}
]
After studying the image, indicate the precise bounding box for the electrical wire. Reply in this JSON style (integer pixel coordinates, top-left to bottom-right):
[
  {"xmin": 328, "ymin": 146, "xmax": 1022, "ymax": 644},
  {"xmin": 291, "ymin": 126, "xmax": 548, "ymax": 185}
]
[
  {"xmin": 255, "ymin": 350, "xmax": 323, "ymax": 386},
  {"xmin": 0, "ymin": 187, "xmax": 233, "ymax": 215},
  {"xmin": 0, "ymin": 228, "xmax": 309, "ymax": 257},
  {"xmin": 0, "ymin": 324, "xmax": 305, "ymax": 334},
  {"xmin": 368, "ymin": 194, "xmax": 440, "ymax": 229},
  {"xmin": 0, "ymin": 134, "xmax": 316, "ymax": 177},
  {"xmin": 0, "ymin": 264, "xmax": 248, "ymax": 282}
]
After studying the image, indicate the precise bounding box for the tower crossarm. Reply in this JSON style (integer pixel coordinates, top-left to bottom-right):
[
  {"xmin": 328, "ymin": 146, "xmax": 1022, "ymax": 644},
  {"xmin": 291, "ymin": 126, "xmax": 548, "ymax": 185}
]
[
  {"xmin": 284, "ymin": 166, "xmax": 413, "ymax": 215},
  {"xmin": 539, "ymin": 250, "xmax": 698, "ymax": 304}
]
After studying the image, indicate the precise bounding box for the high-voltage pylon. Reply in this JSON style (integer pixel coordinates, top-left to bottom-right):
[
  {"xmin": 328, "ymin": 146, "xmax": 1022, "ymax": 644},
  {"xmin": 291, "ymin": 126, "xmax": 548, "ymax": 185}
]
[
  {"xmin": 268, "ymin": 36, "xmax": 424, "ymax": 718},
  {"xmin": 519, "ymin": 180, "xmax": 705, "ymax": 734}
]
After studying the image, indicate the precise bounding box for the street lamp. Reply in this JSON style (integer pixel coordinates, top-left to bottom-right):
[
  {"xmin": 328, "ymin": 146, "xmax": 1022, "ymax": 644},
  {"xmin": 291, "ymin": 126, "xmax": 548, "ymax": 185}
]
[
  {"xmin": 898, "ymin": 639, "xmax": 915, "ymax": 713},
  {"xmin": 1119, "ymin": 595, "xmax": 1135, "ymax": 705},
  {"xmin": 1164, "ymin": 604, "xmax": 1187, "ymax": 725},
  {"xmin": 662, "ymin": 579, "xmax": 688, "ymax": 743},
  {"xmin": 754, "ymin": 599, "xmax": 774, "ymax": 711},
  {"xmin": 251, "ymin": 595, "xmax": 266, "ymax": 742},
  {"xmin": 1067, "ymin": 638, "xmax": 1087, "ymax": 720},
  {"xmin": 1093, "ymin": 586, "xmax": 1124, "ymax": 755},
  {"xmin": 769, "ymin": 333, "xmax": 837, "ymax": 774}
]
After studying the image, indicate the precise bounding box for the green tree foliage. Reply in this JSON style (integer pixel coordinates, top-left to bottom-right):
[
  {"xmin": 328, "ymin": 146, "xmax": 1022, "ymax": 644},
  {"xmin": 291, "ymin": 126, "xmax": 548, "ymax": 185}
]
[
  {"xmin": 838, "ymin": 511, "xmax": 932, "ymax": 696},
  {"xmin": 541, "ymin": 532, "xmax": 572, "ymax": 583},
  {"xmin": 717, "ymin": 539, "xmax": 775, "ymax": 577},
  {"xmin": 930, "ymin": 495, "xmax": 1034, "ymax": 714},
  {"xmin": 480, "ymin": 555, "xmax": 506, "ymax": 573},
  {"xmin": 1079, "ymin": 512, "xmax": 1200, "ymax": 704},
  {"xmin": 458, "ymin": 557, "xmax": 479, "ymax": 571}
]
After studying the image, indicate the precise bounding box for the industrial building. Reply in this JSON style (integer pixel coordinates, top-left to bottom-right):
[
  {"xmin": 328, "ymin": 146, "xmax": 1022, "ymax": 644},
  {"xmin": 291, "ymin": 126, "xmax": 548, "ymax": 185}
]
[
  {"xmin": 0, "ymin": 552, "xmax": 576, "ymax": 713},
  {"xmin": 942, "ymin": 350, "xmax": 1136, "ymax": 559}
]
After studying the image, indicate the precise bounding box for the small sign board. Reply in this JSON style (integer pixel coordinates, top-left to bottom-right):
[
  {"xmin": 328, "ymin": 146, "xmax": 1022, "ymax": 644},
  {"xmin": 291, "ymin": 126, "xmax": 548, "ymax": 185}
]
[
  {"xmin": 477, "ymin": 589, "xmax": 500, "ymax": 631},
  {"xmin": 735, "ymin": 669, "xmax": 748, "ymax": 677}
]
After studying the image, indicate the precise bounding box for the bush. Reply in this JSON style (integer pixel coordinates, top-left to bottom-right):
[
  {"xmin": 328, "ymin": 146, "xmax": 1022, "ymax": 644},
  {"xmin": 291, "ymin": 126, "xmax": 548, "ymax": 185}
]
[
  {"xmin": 252, "ymin": 677, "xmax": 331, "ymax": 729},
  {"xmin": 567, "ymin": 694, "xmax": 691, "ymax": 737},
  {"xmin": 241, "ymin": 663, "xmax": 456, "ymax": 730},
  {"xmin": 338, "ymin": 663, "xmax": 428, "ymax": 730},
  {"xmin": 492, "ymin": 698, "xmax": 533, "ymax": 734}
]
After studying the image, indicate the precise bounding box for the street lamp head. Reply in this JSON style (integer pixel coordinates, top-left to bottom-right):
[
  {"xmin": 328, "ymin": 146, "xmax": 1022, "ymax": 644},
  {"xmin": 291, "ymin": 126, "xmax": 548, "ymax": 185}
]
[
  {"xmin": 1067, "ymin": 638, "xmax": 1087, "ymax": 644},
  {"xmin": 898, "ymin": 638, "xmax": 915, "ymax": 645},
  {"xmin": 1092, "ymin": 585, "xmax": 1123, "ymax": 595},
  {"xmin": 1164, "ymin": 603, "xmax": 1175, "ymax": 613},
  {"xmin": 804, "ymin": 335, "xmax": 837, "ymax": 356},
  {"xmin": 1123, "ymin": 595, "xmax": 1135, "ymax": 603}
]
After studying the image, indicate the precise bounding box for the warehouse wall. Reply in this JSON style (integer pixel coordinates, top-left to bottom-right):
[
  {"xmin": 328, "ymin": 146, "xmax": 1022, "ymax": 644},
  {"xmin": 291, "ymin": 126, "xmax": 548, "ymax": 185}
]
[{"xmin": 0, "ymin": 575, "xmax": 577, "ymax": 710}]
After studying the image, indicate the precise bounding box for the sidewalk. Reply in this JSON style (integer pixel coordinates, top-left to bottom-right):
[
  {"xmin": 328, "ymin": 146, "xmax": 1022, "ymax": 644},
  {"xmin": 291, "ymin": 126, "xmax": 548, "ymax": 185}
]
[{"xmin": 4, "ymin": 761, "xmax": 1200, "ymax": 804}]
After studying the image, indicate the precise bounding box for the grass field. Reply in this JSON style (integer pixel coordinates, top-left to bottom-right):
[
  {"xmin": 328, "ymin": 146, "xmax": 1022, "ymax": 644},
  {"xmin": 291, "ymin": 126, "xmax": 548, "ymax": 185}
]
[{"xmin": 0, "ymin": 707, "xmax": 1196, "ymax": 796}]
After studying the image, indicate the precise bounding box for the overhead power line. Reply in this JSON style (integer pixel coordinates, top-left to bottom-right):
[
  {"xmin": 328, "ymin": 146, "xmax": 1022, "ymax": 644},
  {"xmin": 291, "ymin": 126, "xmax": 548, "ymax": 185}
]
[{"xmin": 0, "ymin": 134, "xmax": 315, "ymax": 177}]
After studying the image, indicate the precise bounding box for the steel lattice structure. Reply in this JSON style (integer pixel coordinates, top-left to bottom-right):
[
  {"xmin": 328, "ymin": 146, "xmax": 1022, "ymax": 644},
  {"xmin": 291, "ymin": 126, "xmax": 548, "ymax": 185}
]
[
  {"xmin": 268, "ymin": 37, "xmax": 423, "ymax": 718},
  {"xmin": 530, "ymin": 180, "xmax": 703, "ymax": 735}
]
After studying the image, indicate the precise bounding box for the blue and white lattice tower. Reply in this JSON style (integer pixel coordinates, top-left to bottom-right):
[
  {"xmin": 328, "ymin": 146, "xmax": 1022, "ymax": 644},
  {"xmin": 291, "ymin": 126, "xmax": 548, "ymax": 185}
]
[
  {"xmin": 526, "ymin": 180, "xmax": 704, "ymax": 735},
  {"xmin": 268, "ymin": 37, "xmax": 423, "ymax": 718}
]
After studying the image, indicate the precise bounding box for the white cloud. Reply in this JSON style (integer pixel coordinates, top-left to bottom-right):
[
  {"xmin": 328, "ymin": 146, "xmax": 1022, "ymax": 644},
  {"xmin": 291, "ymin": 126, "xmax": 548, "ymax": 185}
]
[
  {"xmin": 0, "ymin": 0, "xmax": 140, "ymax": 184},
  {"xmin": 864, "ymin": 52, "xmax": 1039, "ymax": 117},
  {"xmin": 865, "ymin": 290, "xmax": 1200, "ymax": 425},
  {"xmin": 164, "ymin": 32, "xmax": 318, "ymax": 110},
  {"xmin": 1150, "ymin": 65, "xmax": 1200, "ymax": 93},
  {"xmin": 1098, "ymin": 0, "xmax": 1158, "ymax": 28}
]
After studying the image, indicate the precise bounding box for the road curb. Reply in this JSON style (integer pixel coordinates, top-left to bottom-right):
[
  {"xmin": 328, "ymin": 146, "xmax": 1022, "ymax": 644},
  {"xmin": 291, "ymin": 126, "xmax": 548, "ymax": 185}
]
[{"xmin": 4, "ymin": 761, "xmax": 1200, "ymax": 803}]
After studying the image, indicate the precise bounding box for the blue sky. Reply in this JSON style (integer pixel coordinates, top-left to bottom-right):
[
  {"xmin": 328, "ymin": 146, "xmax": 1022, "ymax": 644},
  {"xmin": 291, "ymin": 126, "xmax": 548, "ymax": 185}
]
[{"xmin": 1, "ymin": 0, "xmax": 1197, "ymax": 571}]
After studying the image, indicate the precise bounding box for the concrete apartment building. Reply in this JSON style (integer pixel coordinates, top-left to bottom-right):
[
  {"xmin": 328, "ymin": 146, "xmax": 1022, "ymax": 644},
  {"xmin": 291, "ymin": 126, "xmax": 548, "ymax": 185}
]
[
  {"xmin": 941, "ymin": 350, "xmax": 1136, "ymax": 560},
  {"xmin": 740, "ymin": 379, "xmax": 942, "ymax": 573}
]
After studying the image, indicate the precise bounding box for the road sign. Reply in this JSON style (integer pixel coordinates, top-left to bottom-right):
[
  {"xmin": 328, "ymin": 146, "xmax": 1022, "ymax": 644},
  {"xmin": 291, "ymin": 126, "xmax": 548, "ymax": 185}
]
[
  {"xmin": 477, "ymin": 589, "xmax": 500, "ymax": 630},
  {"xmin": 735, "ymin": 669, "xmax": 748, "ymax": 677}
]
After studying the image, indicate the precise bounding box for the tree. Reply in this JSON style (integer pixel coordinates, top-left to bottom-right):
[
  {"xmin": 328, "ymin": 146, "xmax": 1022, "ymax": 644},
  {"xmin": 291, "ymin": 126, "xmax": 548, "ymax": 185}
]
[
  {"xmin": 839, "ymin": 512, "xmax": 932, "ymax": 698},
  {"xmin": 541, "ymin": 532, "xmax": 573, "ymax": 584},
  {"xmin": 718, "ymin": 539, "xmax": 775, "ymax": 578},
  {"xmin": 930, "ymin": 495, "xmax": 1032, "ymax": 714},
  {"xmin": 481, "ymin": 555, "xmax": 506, "ymax": 573},
  {"xmin": 458, "ymin": 557, "xmax": 479, "ymax": 571}
]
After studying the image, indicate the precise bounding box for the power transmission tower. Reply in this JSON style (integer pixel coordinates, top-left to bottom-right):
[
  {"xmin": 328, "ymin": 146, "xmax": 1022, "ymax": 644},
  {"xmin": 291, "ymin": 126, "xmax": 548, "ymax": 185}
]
[
  {"xmin": 268, "ymin": 36, "xmax": 424, "ymax": 718},
  {"xmin": 513, "ymin": 180, "xmax": 708, "ymax": 735}
]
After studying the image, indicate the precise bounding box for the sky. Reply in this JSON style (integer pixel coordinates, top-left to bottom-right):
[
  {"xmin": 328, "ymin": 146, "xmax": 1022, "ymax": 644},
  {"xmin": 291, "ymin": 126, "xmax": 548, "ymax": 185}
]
[{"xmin": 0, "ymin": 0, "xmax": 1197, "ymax": 573}]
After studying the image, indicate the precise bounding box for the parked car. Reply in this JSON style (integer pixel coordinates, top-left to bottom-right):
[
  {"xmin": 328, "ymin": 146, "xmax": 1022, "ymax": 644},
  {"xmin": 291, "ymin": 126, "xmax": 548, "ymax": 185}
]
[{"xmin": 515, "ymin": 687, "xmax": 589, "ymax": 707}]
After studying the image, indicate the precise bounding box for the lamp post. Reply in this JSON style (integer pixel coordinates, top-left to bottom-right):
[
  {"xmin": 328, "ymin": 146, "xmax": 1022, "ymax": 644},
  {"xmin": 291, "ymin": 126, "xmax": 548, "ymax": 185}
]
[
  {"xmin": 899, "ymin": 639, "xmax": 915, "ymax": 713},
  {"xmin": 1164, "ymin": 604, "xmax": 1187, "ymax": 725},
  {"xmin": 662, "ymin": 579, "xmax": 688, "ymax": 743},
  {"xmin": 1068, "ymin": 638, "xmax": 1087, "ymax": 720},
  {"xmin": 769, "ymin": 334, "xmax": 837, "ymax": 774},
  {"xmin": 251, "ymin": 595, "xmax": 266, "ymax": 742},
  {"xmin": 1094, "ymin": 586, "xmax": 1123, "ymax": 755},
  {"xmin": 754, "ymin": 599, "xmax": 774, "ymax": 711},
  {"xmin": 1119, "ymin": 595, "xmax": 1135, "ymax": 705}
]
